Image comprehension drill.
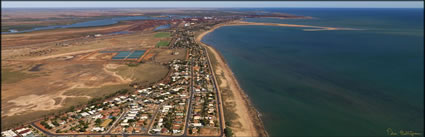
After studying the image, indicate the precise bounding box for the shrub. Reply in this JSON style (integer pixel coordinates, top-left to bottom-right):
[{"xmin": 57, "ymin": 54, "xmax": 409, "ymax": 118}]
[{"xmin": 224, "ymin": 128, "xmax": 233, "ymax": 137}]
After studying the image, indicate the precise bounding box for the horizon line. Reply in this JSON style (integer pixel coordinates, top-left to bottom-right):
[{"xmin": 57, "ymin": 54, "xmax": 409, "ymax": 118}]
[{"xmin": 2, "ymin": 7, "xmax": 424, "ymax": 9}]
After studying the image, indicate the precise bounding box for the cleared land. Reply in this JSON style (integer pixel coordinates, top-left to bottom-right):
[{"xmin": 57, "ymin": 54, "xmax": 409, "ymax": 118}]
[{"xmin": 1, "ymin": 22, "xmax": 179, "ymax": 130}]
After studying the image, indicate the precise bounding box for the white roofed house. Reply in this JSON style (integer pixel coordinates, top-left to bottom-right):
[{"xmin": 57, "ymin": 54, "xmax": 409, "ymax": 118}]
[
  {"xmin": 140, "ymin": 114, "xmax": 148, "ymax": 120},
  {"xmin": 121, "ymin": 122, "xmax": 129, "ymax": 127},
  {"xmin": 92, "ymin": 114, "xmax": 103, "ymax": 119},
  {"xmin": 80, "ymin": 112, "xmax": 90, "ymax": 117},
  {"xmin": 173, "ymin": 129, "xmax": 181, "ymax": 134},
  {"xmin": 127, "ymin": 113, "xmax": 137, "ymax": 117},
  {"xmin": 2, "ymin": 130, "xmax": 18, "ymax": 137},
  {"xmin": 91, "ymin": 127, "xmax": 104, "ymax": 132},
  {"xmin": 193, "ymin": 115, "xmax": 201, "ymax": 120},
  {"xmin": 192, "ymin": 123, "xmax": 202, "ymax": 127}
]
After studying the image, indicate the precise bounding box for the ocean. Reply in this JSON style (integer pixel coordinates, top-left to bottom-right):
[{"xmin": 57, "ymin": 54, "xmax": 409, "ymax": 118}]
[{"xmin": 201, "ymin": 8, "xmax": 424, "ymax": 136}]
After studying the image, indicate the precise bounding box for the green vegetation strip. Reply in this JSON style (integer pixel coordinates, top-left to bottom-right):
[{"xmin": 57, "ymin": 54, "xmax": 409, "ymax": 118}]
[
  {"xmin": 1, "ymin": 68, "xmax": 37, "ymax": 84},
  {"xmin": 156, "ymin": 40, "xmax": 170, "ymax": 48},
  {"xmin": 154, "ymin": 32, "xmax": 171, "ymax": 38}
]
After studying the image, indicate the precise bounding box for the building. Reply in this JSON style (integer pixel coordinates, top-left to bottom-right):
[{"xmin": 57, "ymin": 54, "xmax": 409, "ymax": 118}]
[{"xmin": 1, "ymin": 130, "xmax": 18, "ymax": 137}]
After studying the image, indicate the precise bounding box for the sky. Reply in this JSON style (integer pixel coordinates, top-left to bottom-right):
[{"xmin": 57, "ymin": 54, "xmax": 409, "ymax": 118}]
[{"xmin": 2, "ymin": 1, "xmax": 424, "ymax": 8}]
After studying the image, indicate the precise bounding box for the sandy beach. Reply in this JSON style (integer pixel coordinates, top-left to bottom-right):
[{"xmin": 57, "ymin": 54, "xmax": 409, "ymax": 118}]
[
  {"xmin": 221, "ymin": 20, "xmax": 362, "ymax": 31},
  {"xmin": 196, "ymin": 21, "xmax": 270, "ymax": 137}
]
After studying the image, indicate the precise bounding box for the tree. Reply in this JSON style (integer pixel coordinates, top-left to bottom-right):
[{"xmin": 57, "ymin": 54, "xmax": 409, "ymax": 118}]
[
  {"xmin": 95, "ymin": 119, "xmax": 102, "ymax": 126},
  {"xmin": 61, "ymin": 116, "xmax": 67, "ymax": 121},
  {"xmin": 225, "ymin": 121, "xmax": 232, "ymax": 127},
  {"xmin": 68, "ymin": 106, "xmax": 75, "ymax": 112},
  {"xmin": 128, "ymin": 119, "xmax": 136, "ymax": 123},
  {"xmin": 224, "ymin": 128, "xmax": 233, "ymax": 137}
]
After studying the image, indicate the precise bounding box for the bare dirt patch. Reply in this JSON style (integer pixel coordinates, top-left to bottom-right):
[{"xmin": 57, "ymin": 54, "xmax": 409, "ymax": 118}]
[{"xmin": 153, "ymin": 48, "xmax": 187, "ymax": 63}]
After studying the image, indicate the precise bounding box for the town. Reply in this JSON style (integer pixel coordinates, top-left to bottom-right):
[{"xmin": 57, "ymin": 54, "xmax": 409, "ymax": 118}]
[{"xmin": 2, "ymin": 16, "xmax": 230, "ymax": 137}]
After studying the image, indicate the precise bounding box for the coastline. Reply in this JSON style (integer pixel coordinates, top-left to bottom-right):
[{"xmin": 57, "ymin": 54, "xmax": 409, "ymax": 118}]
[
  {"xmin": 194, "ymin": 20, "xmax": 359, "ymax": 136},
  {"xmin": 195, "ymin": 22, "xmax": 269, "ymax": 137},
  {"xmin": 205, "ymin": 20, "xmax": 362, "ymax": 31}
]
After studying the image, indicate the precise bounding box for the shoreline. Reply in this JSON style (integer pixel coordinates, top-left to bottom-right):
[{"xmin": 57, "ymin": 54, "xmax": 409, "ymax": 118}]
[
  {"xmin": 195, "ymin": 20, "xmax": 360, "ymax": 136},
  {"xmin": 195, "ymin": 21, "xmax": 270, "ymax": 137},
  {"xmin": 207, "ymin": 20, "xmax": 362, "ymax": 32}
]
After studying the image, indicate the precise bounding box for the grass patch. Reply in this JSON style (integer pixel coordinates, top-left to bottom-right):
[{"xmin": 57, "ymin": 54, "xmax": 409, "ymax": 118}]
[
  {"xmin": 1, "ymin": 68, "xmax": 37, "ymax": 84},
  {"xmin": 156, "ymin": 40, "xmax": 170, "ymax": 48},
  {"xmin": 154, "ymin": 32, "xmax": 170, "ymax": 38}
]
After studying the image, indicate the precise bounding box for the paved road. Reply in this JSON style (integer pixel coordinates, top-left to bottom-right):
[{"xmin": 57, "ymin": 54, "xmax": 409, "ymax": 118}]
[
  {"xmin": 106, "ymin": 109, "xmax": 128, "ymax": 134},
  {"xmin": 146, "ymin": 103, "xmax": 163, "ymax": 134},
  {"xmin": 182, "ymin": 53, "xmax": 195, "ymax": 136},
  {"xmin": 203, "ymin": 46, "xmax": 225, "ymax": 137}
]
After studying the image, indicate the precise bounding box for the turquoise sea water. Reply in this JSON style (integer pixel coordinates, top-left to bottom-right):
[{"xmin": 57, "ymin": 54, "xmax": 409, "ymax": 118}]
[{"xmin": 202, "ymin": 8, "xmax": 423, "ymax": 136}]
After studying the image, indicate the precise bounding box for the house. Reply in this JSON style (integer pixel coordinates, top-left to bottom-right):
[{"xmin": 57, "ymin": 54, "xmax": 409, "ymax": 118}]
[
  {"xmin": 152, "ymin": 128, "xmax": 161, "ymax": 133},
  {"xmin": 20, "ymin": 130, "xmax": 32, "ymax": 137},
  {"xmin": 192, "ymin": 128, "xmax": 198, "ymax": 134},
  {"xmin": 91, "ymin": 127, "xmax": 104, "ymax": 132},
  {"xmin": 127, "ymin": 113, "xmax": 137, "ymax": 117},
  {"xmin": 192, "ymin": 123, "xmax": 202, "ymax": 127},
  {"xmin": 15, "ymin": 128, "xmax": 29, "ymax": 134},
  {"xmin": 125, "ymin": 116, "xmax": 135, "ymax": 120},
  {"xmin": 2, "ymin": 130, "xmax": 17, "ymax": 137},
  {"xmin": 173, "ymin": 129, "xmax": 181, "ymax": 134},
  {"xmin": 140, "ymin": 114, "xmax": 148, "ymax": 119},
  {"xmin": 162, "ymin": 108, "xmax": 169, "ymax": 113},
  {"xmin": 161, "ymin": 128, "xmax": 169, "ymax": 133},
  {"xmin": 92, "ymin": 114, "xmax": 103, "ymax": 119},
  {"xmin": 80, "ymin": 112, "xmax": 90, "ymax": 117},
  {"xmin": 209, "ymin": 120, "xmax": 215, "ymax": 126}
]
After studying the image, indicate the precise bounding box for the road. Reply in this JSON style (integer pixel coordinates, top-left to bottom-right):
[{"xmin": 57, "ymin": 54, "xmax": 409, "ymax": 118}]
[
  {"xmin": 106, "ymin": 109, "xmax": 128, "ymax": 134},
  {"xmin": 203, "ymin": 46, "xmax": 225, "ymax": 137},
  {"xmin": 146, "ymin": 103, "xmax": 163, "ymax": 134},
  {"xmin": 182, "ymin": 52, "xmax": 195, "ymax": 136}
]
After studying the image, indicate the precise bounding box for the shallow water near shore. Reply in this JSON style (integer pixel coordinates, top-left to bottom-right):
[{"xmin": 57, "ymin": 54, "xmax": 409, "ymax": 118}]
[{"xmin": 202, "ymin": 8, "xmax": 423, "ymax": 136}]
